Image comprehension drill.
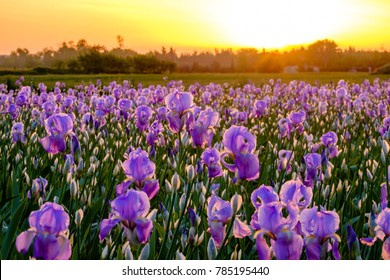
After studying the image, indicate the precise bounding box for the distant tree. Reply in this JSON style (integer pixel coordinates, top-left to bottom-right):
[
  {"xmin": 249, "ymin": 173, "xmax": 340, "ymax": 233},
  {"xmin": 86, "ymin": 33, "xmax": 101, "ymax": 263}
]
[
  {"xmin": 76, "ymin": 39, "xmax": 88, "ymax": 52},
  {"xmin": 307, "ymin": 39, "xmax": 340, "ymax": 70},
  {"xmin": 117, "ymin": 35, "xmax": 124, "ymax": 49},
  {"xmin": 236, "ymin": 48, "xmax": 260, "ymax": 72}
]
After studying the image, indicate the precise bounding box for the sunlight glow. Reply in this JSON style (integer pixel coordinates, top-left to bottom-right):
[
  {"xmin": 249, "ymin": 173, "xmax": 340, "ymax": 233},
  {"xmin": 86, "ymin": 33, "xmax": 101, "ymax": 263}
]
[
  {"xmin": 0, "ymin": 0, "xmax": 389, "ymax": 54},
  {"xmin": 222, "ymin": 0, "xmax": 353, "ymax": 49}
]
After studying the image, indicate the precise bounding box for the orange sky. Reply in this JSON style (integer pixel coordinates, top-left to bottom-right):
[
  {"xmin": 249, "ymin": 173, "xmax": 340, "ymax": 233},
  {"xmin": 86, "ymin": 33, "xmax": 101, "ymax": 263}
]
[{"xmin": 1, "ymin": 0, "xmax": 389, "ymax": 55}]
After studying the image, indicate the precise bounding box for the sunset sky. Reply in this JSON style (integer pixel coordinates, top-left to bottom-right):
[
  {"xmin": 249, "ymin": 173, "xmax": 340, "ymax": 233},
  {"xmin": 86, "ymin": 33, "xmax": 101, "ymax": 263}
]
[{"xmin": 1, "ymin": 0, "xmax": 390, "ymax": 55}]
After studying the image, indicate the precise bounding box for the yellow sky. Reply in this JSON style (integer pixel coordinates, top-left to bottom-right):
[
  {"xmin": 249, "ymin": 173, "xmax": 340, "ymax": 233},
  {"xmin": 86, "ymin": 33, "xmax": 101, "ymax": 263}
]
[{"xmin": 0, "ymin": 0, "xmax": 389, "ymax": 54}]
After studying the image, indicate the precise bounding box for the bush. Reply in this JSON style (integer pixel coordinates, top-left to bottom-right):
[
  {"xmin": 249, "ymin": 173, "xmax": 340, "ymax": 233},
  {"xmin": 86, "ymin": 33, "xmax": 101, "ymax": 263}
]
[{"xmin": 373, "ymin": 63, "xmax": 390, "ymax": 74}]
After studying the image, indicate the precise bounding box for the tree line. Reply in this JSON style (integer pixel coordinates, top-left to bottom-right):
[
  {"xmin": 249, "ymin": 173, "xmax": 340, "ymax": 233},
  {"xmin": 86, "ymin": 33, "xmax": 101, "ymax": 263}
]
[{"xmin": 0, "ymin": 38, "xmax": 389, "ymax": 74}]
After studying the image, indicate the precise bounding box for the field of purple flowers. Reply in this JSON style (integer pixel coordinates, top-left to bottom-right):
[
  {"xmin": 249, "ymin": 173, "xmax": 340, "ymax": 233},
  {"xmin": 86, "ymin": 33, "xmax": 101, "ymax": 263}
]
[{"xmin": 1, "ymin": 76, "xmax": 389, "ymax": 260}]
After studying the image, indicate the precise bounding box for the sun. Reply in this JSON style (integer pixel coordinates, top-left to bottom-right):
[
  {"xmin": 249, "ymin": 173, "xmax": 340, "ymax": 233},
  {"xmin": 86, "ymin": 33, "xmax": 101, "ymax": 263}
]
[{"xmin": 221, "ymin": 0, "xmax": 351, "ymax": 49}]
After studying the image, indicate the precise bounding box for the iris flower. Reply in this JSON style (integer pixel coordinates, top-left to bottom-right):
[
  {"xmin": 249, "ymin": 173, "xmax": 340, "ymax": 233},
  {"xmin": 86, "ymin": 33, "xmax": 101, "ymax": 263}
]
[
  {"xmin": 99, "ymin": 189, "xmax": 153, "ymax": 245},
  {"xmin": 118, "ymin": 148, "xmax": 159, "ymax": 199},
  {"xmin": 221, "ymin": 125, "xmax": 259, "ymax": 181},
  {"xmin": 40, "ymin": 113, "xmax": 74, "ymax": 154},
  {"xmin": 165, "ymin": 91, "xmax": 194, "ymax": 133},
  {"xmin": 16, "ymin": 202, "xmax": 71, "ymax": 260},
  {"xmin": 300, "ymin": 206, "xmax": 341, "ymax": 259}
]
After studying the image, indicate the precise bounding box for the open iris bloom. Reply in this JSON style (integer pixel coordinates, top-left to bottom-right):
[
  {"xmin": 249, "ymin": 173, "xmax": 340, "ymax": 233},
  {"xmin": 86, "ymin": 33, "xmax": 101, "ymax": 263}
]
[
  {"xmin": 39, "ymin": 113, "xmax": 76, "ymax": 155},
  {"xmin": 165, "ymin": 91, "xmax": 194, "ymax": 133},
  {"xmin": 201, "ymin": 148, "xmax": 223, "ymax": 178},
  {"xmin": 360, "ymin": 184, "xmax": 390, "ymax": 259},
  {"xmin": 11, "ymin": 122, "xmax": 26, "ymax": 144},
  {"xmin": 207, "ymin": 195, "xmax": 233, "ymax": 248},
  {"xmin": 117, "ymin": 148, "xmax": 159, "ymax": 200},
  {"xmin": 16, "ymin": 202, "xmax": 71, "ymax": 260},
  {"xmin": 135, "ymin": 105, "xmax": 153, "ymax": 132},
  {"xmin": 379, "ymin": 117, "xmax": 390, "ymax": 138},
  {"xmin": 299, "ymin": 206, "xmax": 341, "ymax": 260},
  {"xmin": 220, "ymin": 125, "xmax": 259, "ymax": 181},
  {"xmin": 288, "ymin": 110, "xmax": 306, "ymax": 134},
  {"xmin": 303, "ymin": 153, "xmax": 322, "ymax": 187},
  {"xmin": 320, "ymin": 131, "xmax": 339, "ymax": 159},
  {"xmin": 250, "ymin": 184, "xmax": 304, "ymax": 260},
  {"xmin": 278, "ymin": 118, "xmax": 292, "ymax": 139},
  {"xmin": 99, "ymin": 189, "xmax": 153, "ymax": 245},
  {"xmin": 277, "ymin": 150, "xmax": 294, "ymax": 174},
  {"xmin": 253, "ymin": 99, "xmax": 269, "ymax": 117},
  {"xmin": 189, "ymin": 108, "xmax": 219, "ymax": 148}
]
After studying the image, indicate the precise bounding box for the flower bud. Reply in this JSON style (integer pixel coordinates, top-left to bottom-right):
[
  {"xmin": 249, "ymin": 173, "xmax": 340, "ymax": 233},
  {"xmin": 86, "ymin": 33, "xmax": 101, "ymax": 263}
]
[
  {"xmin": 188, "ymin": 227, "xmax": 196, "ymax": 244},
  {"xmin": 165, "ymin": 179, "xmax": 173, "ymax": 193},
  {"xmin": 186, "ymin": 165, "xmax": 195, "ymax": 181},
  {"xmin": 70, "ymin": 179, "xmax": 78, "ymax": 198},
  {"xmin": 75, "ymin": 208, "xmax": 84, "ymax": 226},
  {"xmin": 381, "ymin": 150, "xmax": 386, "ymax": 165},
  {"xmin": 176, "ymin": 251, "xmax": 186, "ymax": 260},
  {"xmin": 230, "ymin": 193, "xmax": 242, "ymax": 214},
  {"xmin": 124, "ymin": 245, "xmax": 134, "ymax": 260},
  {"xmin": 171, "ymin": 172, "xmax": 181, "ymax": 192},
  {"xmin": 63, "ymin": 157, "xmax": 71, "ymax": 174},
  {"xmin": 382, "ymin": 140, "xmax": 390, "ymax": 155},
  {"xmin": 207, "ymin": 238, "xmax": 218, "ymax": 260},
  {"xmin": 197, "ymin": 232, "xmax": 204, "ymax": 246},
  {"xmin": 138, "ymin": 243, "xmax": 150, "ymax": 260},
  {"xmin": 366, "ymin": 170, "xmax": 373, "ymax": 182},
  {"xmin": 179, "ymin": 194, "xmax": 186, "ymax": 213}
]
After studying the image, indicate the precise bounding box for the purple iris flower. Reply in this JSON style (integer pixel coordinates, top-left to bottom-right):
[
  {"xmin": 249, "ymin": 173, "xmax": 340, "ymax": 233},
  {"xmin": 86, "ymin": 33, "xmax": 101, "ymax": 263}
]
[
  {"xmin": 279, "ymin": 180, "xmax": 312, "ymax": 210},
  {"xmin": 156, "ymin": 106, "xmax": 168, "ymax": 121},
  {"xmin": 40, "ymin": 113, "xmax": 74, "ymax": 154},
  {"xmin": 289, "ymin": 110, "xmax": 306, "ymax": 125},
  {"xmin": 360, "ymin": 186, "xmax": 390, "ymax": 259},
  {"xmin": 379, "ymin": 117, "xmax": 390, "ymax": 137},
  {"xmin": 220, "ymin": 125, "xmax": 259, "ymax": 181},
  {"xmin": 99, "ymin": 189, "xmax": 153, "ymax": 245},
  {"xmin": 272, "ymin": 229, "xmax": 304, "ymax": 260},
  {"xmin": 11, "ymin": 122, "xmax": 26, "ymax": 144},
  {"xmin": 16, "ymin": 202, "xmax": 71, "ymax": 260},
  {"xmin": 303, "ymin": 153, "xmax": 322, "ymax": 187},
  {"xmin": 42, "ymin": 101, "xmax": 56, "ymax": 117},
  {"xmin": 288, "ymin": 110, "xmax": 306, "ymax": 134},
  {"xmin": 146, "ymin": 121, "xmax": 164, "ymax": 147},
  {"xmin": 81, "ymin": 112, "xmax": 93, "ymax": 131},
  {"xmin": 165, "ymin": 91, "xmax": 194, "ymax": 133},
  {"xmin": 8, "ymin": 103, "xmax": 18, "ymax": 119},
  {"xmin": 201, "ymin": 148, "xmax": 223, "ymax": 178},
  {"xmin": 119, "ymin": 148, "xmax": 159, "ymax": 199},
  {"xmin": 15, "ymin": 94, "xmax": 26, "ymax": 107},
  {"xmin": 250, "ymin": 184, "xmax": 279, "ymax": 209},
  {"xmin": 278, "ymin": 118, "xmax": 292, "ymax": 139},
  {"xmin": 277, "ymin": 150, "xmax": 294, "ymax": 173},
  {"xmin": 207, "ymin": 195, "xmax": 232, "ymax": 248},
  {"xmin": 117, "ymin": 98, "xmax": 132, "ymax": 120},
  {"xmin": 300, "ymin": 206, "xmax": 340, "ymax": 260},
  {"xmin": 253, "ymin": 99, "xmax": 269, "ymax": 117},
  {"xmin": 321, "ymin": 131, "xmax": 339, "ymax": 158},
  {"xmin": 252, "ymin": 201, "xmax": 301, "ymax": 260},
  {"xmin": 135, "ymin": 105, "xmax": 153, "ymax": 132},
  {"xmin": 189, "ymin": 108, "xmax": 219, "ymax": 148}
]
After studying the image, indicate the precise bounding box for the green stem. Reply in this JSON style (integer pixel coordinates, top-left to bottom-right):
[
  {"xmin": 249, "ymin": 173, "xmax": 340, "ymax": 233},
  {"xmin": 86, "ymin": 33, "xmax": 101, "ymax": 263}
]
[
  {"xmin": 158, "ymin": 191, "xmax": 177, "ymax": 259},
  {"xmin": 167, "ymin": 182, "xmax": 192, "ymax": 259},
  {"xmin": 216, "ymin": 215, "xmax": 236, "ymax": 260}
]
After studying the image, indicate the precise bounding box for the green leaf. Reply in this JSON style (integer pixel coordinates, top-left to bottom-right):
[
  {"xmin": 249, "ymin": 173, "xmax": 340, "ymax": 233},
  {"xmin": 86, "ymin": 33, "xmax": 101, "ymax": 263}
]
[{"xmin": 1, "ymin": 198, "xmax": 27, "ymax": 259}]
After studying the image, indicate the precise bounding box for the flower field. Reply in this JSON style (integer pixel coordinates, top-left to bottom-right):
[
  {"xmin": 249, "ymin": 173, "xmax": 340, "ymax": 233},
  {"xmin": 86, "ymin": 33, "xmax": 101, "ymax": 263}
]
[{"xmin": 0, "ymin": 76, "xmax": 389, "ymax": 260}]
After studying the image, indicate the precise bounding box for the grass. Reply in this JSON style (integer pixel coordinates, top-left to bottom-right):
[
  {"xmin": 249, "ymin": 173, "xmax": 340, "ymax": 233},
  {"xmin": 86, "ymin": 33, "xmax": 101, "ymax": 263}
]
[{"xmin": 1, "ymin": 72, "xmax": 389, "ymax": 89}]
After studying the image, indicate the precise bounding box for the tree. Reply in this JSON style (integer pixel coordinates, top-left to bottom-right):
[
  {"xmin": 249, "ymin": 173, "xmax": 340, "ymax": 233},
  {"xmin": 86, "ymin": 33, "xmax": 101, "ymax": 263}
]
[
  {"xmin": 117, "ymin": 35, "xmax": 124, "ymax": 49},
  {"xmin": 307, "ymin": 39, "xmax": 339, "ymax": 70}
]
